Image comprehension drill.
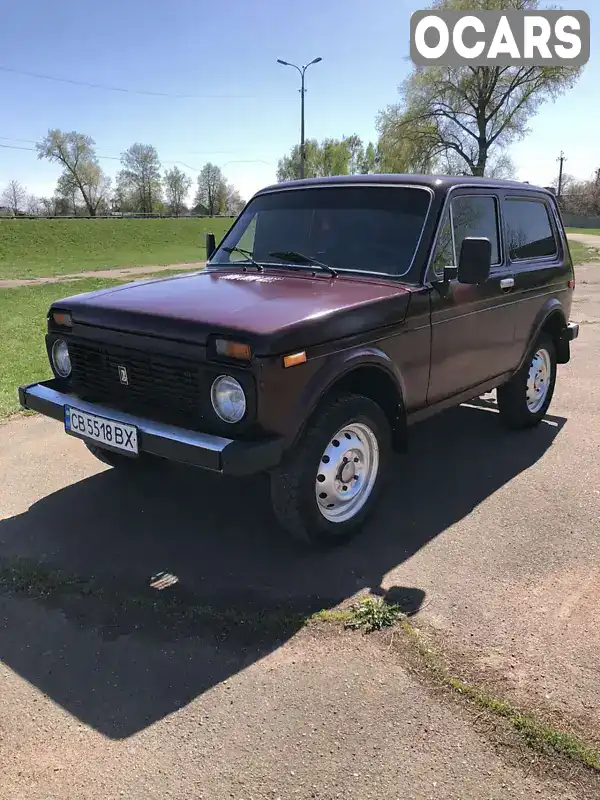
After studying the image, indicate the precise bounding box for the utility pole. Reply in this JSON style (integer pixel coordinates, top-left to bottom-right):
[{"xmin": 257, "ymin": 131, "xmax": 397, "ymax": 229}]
[
  {"xmin": 277, "ymin": 57, "xmax": 323, "ymax": 179},
  {"xmin": 595, "ymin": 167, "xmax": 600, "ymax": 186},
  {"xmin": 557, "ymin": 151, "xmax": 566, "ymax": 199}
]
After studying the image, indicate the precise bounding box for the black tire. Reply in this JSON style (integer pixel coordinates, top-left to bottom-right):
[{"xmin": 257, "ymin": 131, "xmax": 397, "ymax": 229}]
[
  {"xmin": 497, "ymin": 333, "xmax": 557, "ymax": 429},
  {"xmin": 270, "ymin": 393, "xmax": 392, "ymax": 547},
  {"xmin": 85, "ymin": 442, "xmax": 151, "ymax": 469}
]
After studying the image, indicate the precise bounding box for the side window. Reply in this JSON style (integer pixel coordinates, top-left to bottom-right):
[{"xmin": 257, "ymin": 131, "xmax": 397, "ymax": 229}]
[
  {"xmin": 431, "ymin": 207, "xmax": 454, "ymax": 274},
  {"xmin": 504, "ymin": 199, "xmax": 557, "ymax": 260},
  {"xmin": 452, "ymin": 195, "xmax": 500, "ymax": 265}
]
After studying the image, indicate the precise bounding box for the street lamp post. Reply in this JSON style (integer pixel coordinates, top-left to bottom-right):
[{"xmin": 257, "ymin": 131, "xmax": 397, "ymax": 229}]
[{"xmin": 277, "ymin": 57, "xmax": 322, "ymax": 179}]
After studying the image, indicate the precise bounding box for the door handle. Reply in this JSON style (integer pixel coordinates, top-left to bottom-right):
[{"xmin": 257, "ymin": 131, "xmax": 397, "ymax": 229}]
[{"xmin": 500, "ymin": 277, "xmax": 515, "ymax": 290}]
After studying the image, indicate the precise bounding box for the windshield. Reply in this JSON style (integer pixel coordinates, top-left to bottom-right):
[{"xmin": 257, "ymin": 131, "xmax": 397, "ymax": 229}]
[{"xmin": 210, "ymin": 185, "xmax": 432, "ymax": 277}]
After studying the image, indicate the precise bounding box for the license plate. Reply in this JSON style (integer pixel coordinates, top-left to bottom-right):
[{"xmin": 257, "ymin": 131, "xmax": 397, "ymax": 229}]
[{"xmin": 65, "ymin": 406, "xmax": 138, "ymax": 455}]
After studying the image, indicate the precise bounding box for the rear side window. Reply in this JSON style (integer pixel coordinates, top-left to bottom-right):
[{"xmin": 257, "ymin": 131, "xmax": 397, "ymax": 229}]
[
  {"xmin": 452, "ymin": 195, "xmax": 500, "ymax": 265},
  {"xmin": 504, "ymin": 198, "xmax": 557, "ymax": 260}
]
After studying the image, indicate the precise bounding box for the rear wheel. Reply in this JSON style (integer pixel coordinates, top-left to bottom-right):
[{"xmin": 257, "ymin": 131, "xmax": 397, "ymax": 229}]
[
  {"xmin": 497, "ymin": 333, "xmax": 557, "ymax": 429},
  {"xmin": 270, "ymin": 393, "xmax": 392, "ymax": 547}
]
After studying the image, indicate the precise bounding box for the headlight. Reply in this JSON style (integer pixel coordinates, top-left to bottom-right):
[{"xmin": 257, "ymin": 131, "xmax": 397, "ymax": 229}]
[
  {"xmin": 51, "ymin": 338, "xmax": 71, "ymax": 378},
  {"xmin": 210, "ymin": 375, "xmax": 246, "ymax": 423}
]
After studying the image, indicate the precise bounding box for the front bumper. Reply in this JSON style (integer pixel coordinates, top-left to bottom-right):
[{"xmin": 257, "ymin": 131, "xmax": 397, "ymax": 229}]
[{"xmin": 18, "ymin": 379, "xmax": 284, "ymax": 476}]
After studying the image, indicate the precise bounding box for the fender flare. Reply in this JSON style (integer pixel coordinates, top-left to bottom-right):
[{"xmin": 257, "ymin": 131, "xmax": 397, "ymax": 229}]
[
  {"xmin": 519, "ymin": 298, "xmax": 569, "ymax": 370},
  {"xmin": 286, "ymin": 346, "xmax": 407, "ymax": 448}
]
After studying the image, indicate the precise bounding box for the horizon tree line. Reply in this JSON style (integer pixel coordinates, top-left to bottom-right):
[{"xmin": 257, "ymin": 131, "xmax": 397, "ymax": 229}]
[{"xmin": 0, "ymin": 131, "xmax": 244, "ymax": 217}]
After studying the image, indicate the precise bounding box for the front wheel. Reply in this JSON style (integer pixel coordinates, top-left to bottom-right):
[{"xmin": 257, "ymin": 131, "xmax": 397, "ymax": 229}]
[
  {"xmin": 270, "ymin": 393, "xmax": 392, "ymax": 547},
  {"xmin": 497, "ymin": 333, "xmax": 557, "ymax": 429}
]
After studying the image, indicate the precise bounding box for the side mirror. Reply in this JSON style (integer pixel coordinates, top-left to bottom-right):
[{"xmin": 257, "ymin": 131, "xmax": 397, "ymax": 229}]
[
  {"xmin": 457, "ymin": 237, "xmax": 491, "ymax": 284},
  {"xmin": 205, "ymin": 232, "xmax": 216, "ymax": 260}
]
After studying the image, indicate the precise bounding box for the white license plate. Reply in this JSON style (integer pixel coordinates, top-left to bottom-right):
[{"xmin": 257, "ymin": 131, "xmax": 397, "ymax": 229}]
[{"xmin": 65, "ymin": 406, "xmax": 138, "ymax": 455}]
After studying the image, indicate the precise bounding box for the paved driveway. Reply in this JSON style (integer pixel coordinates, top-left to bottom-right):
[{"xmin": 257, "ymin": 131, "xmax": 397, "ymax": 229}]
[{"xmin": 1, "ymin": 261, "xmax": 599, "ymax": 797}]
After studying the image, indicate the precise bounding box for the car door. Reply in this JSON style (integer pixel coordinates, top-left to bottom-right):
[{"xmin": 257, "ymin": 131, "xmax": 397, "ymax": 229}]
[
  {"xmin": 502, "ymin": 193, "xmax": 570, "ymax": 362},
  {"xmin": 426, "ymin": 189, "xmax": 519, "ymax": 405}
]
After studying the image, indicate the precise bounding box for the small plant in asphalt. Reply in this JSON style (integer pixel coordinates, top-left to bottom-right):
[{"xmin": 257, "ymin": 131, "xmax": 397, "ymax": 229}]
[{"xmin": 345, "ymin": 596, "xmax": 405, "ymax": 633}]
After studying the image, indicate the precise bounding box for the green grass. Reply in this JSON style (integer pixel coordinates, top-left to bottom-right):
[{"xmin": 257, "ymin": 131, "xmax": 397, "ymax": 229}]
[
  {"xmin": 0, "ymin": 278, "xmax": 121, "ymax": 417},
  {"xmin": 566, "ymin": 227, "xmax": 600, "ymax": 237},
  {"xmin": 569, "ymin": 241, "xmax": 599, "ymax": 265},
  {"xmin": 344, "ymin": 595, "xmax": 406, "ymax": 632},
  {"xmin": 0, "ymin": 217, "xmax": 232, "ymax": 280}
]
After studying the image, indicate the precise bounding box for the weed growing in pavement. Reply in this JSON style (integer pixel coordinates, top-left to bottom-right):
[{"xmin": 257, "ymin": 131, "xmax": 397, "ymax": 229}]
[{"xmin": 344, "ymin": 595, "xmax": 406, "ymax": 633}]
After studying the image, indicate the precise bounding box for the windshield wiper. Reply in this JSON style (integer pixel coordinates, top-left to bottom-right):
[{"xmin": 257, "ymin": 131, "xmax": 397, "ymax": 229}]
[
  {"xmin": 222, "ymin": 246, "xmax": 264, "ymax": 272},
  {"xmin": 269, "ymin": 250, "xmax": 337, "ymax": 277}
]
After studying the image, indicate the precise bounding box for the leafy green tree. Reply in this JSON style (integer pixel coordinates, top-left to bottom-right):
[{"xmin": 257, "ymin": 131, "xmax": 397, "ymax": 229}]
[
  {"xmin": 164, "ymin": 166, "xmax": 192, "ymax": 216},
  {"xmin": 117, "ymin": 143, "xmax": 162, "ymax": 214},
  {"xmin": 194, "ymin": 163, "xmax": 227, "ymax": 215},
  {"xmin": 377, "ymin": 0, "xmax": 581, "ymax": 176},
  {"xmin": 277, "ymin": 135, "xmax": 378, "ymax": 181},
  {"xmin": 37, "ymin": 129, "xmax": 111, "ymax": 216}
]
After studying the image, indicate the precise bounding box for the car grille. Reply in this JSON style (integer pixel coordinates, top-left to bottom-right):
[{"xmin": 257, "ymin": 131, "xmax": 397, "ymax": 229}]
[{"xmin": 69, "ymin": 339, "xmax": 204, "ymax": 429}]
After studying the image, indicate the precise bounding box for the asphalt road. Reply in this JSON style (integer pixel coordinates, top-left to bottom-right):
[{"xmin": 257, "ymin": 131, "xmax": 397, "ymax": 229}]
[{"xmin": 1, "ymin": 262, "xmax": 599, "ymax": 798}]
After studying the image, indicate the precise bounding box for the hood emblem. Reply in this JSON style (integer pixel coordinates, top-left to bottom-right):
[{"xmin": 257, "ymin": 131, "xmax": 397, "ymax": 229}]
[{"xmin": 118, "ymin": 365, "xmax": 129, "ymax": 385}]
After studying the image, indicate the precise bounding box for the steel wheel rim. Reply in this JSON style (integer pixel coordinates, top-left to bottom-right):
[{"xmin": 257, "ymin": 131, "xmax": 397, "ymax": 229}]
[
  {"xmin": 315, "ymin": 422, "xmax": 380, "ymax": 523},
  {"xmin": 526, "ymin": 347, "xmax": 551, "ymax": 413}
]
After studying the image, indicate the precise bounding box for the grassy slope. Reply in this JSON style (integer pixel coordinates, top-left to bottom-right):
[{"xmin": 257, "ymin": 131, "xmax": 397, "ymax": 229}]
[
  {"xmin": 0, "ymin": 279, "xmax": 121, "ymax": 417},
  {"xmin": 0, "ymin": 217, "xmax": 232, "ymax": 280}
]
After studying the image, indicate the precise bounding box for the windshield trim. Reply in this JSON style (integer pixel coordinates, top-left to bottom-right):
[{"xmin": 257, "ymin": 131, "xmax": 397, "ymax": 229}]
[{"xmin": 209, "ymin": 183, "xmax": 434, "ymax": 280}]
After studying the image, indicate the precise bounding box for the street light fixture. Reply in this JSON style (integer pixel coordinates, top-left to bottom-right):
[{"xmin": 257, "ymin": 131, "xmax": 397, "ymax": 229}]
[{"xmin": 277, "ymin": 57, "xmax": 323, "ymax": 179}]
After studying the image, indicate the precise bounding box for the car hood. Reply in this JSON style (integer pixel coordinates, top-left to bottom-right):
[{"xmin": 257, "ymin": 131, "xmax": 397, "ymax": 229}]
[{"xmin": 57, "ymin": 267, "xmax": 412, "ymax": 355}]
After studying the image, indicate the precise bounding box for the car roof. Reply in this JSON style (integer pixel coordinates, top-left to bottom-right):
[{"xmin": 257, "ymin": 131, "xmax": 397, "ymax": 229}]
[{"xmin": 255, "ymin": 173, "xmax": 551, "ymax": 196}]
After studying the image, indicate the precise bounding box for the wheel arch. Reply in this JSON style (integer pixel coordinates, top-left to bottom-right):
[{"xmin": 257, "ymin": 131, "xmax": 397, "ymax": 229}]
[
  {"xmin": 291, "ymin": 348, "xmax": 407, "ymax": 452},
  {"xmin": 521, "ymin": 300, "xmax": 570, "ymax": 368}
]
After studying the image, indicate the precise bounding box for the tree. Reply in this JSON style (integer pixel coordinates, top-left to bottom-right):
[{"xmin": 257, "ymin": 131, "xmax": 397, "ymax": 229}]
[
  {"xmin": 26, "ymin": 195, "xmax": 41, "ymax": 216},
  {"xmin": 36, "ymin": 129, "xmax": 111, "ymax": 216},
  {"xmin": 117, "ymin": 143, "xmax": 162, "ymax": 214},
  {"xmin": 164, "ymin": 166, "xmax": 192, "ymax": 216},
  {"xmin": 377, "ymin": 0, "xmax": 581, "ymax": 177},
  {"xmin": 555, "ymin": 172, "xmax": 600, "ymax": 215},
  {"xmin": 56, "ymin": 172, "xmax": 81, "ymax": 216},
  {"xmin": 195, "ymin": 163, "xmax": 226, "ymax": 215},
  {"xmin": 223, "ymin": 183, "xmax": 245, "ymax": 215},
  {"xmin": 1, "ymin": 180, "xmax": 27, "ymax": 214},
  {"xmin": 276, "ymin": 135, "xmax": 378, "ymax": 181},
  {"xmin": 38, "ymin": 197, "xmax": 55, "ymax": 216}
]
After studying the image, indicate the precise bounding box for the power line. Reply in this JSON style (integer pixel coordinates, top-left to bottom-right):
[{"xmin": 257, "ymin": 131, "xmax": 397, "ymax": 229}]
[
  {"xmin": 0, "ymin": 141, "xmax": 272, "ymax": 172},
  {"xmin": 0, "ymin": 64, "xmax": 255, "ymax": 99}
]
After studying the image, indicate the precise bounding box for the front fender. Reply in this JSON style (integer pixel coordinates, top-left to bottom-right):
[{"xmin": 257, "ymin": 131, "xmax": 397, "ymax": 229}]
[{"xmin": 286, "ymin": 345, "xmax": 406, "ymax": 447}]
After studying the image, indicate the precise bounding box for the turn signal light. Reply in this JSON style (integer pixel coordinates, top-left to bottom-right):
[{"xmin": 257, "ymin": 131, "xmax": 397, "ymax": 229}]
[
  {"xmin": 215, "ymin": 338, "xmax": 252, "ymax": 360},
  {"xmin": 283, "ymin": 351, "xmax": 307, "ymax": 368},
  {"xmin": 52, "ymin": 311, "xmax": 72, "ymax": 328}
]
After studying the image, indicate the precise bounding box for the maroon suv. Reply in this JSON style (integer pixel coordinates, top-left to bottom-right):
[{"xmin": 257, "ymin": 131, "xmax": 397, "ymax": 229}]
[{"xmin": 19, "ymin": 175, "xmax": 579, "ymax": 546}]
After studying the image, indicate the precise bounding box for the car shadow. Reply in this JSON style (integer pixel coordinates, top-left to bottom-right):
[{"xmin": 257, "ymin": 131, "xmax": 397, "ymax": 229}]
[{"xmin": 0, "ymin": 402, "xmax": 565, "ymax": 739}]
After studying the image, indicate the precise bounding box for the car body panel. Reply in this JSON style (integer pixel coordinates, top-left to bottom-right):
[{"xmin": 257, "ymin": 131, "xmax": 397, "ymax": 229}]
[
  {"xmin": 28, "ymin": 174, "xmax": 577, "ymax": 473},
  {"xmin": 57, "ymin": 268, "xmax": 412, "ymax": 356}
]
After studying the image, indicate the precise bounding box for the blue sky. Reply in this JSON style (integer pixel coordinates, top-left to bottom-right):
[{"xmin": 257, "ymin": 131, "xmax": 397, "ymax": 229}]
[{"xmin": 0, "ymin": 0, "xmax": 597, "ymax": 203}]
